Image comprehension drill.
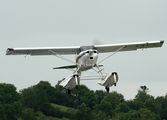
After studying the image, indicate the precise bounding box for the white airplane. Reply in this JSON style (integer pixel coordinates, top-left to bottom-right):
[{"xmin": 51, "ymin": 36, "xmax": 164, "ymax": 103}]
[{"xmin": 6, "ymin": 40, "xmax": 164, "ymax": 93}]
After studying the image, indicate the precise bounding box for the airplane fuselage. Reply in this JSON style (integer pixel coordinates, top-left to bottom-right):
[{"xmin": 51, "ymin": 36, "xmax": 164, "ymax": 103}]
[{"xmin": 76, "ymin": 49, "xmax": 98, "ymax": 71}]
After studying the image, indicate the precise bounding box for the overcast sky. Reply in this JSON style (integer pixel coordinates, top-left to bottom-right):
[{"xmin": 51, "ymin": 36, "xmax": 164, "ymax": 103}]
[{"xmin": 1, "ymin": 0, "xmax": 167, "ymax": 100}]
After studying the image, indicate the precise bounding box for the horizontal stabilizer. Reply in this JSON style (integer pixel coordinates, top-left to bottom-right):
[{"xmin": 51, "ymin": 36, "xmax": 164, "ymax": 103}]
[
  {"xmin": 53, "ymin": 64, "xmax": 103, "ymax": 69},
  {"xmin": 95, "ymin": 65, "xmax": 103, "ymax": 67},
  {"xmin": 53, "ymin": 65, "xmax": 77, "ymax": 69}
]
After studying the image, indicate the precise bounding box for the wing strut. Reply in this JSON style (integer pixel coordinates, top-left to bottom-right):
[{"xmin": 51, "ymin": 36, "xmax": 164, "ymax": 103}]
[
  {"xmin": 98, "ymin": 46, "xmax": 125, "ymax": 64},
  {"xmin": 49, "ymin": 50, "xmax": 77, "ymax": 65}
]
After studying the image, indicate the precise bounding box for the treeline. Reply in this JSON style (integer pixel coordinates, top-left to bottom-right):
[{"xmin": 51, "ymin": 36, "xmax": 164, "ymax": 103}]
[{"xmin": 0, "ymin": 81, "xmax": 167, "ymax": 120}]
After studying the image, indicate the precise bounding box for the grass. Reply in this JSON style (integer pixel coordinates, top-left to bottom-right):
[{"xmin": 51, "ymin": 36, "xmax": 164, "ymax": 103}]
[{"xmin": 51, "ymin": 103, "xmax": 77, "ymax": 114}]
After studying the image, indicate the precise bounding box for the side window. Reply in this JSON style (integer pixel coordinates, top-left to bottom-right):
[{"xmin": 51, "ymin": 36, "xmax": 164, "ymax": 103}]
[{"xmin": 86, "ymin": 51, "xmax": 89, "ymax": 54}]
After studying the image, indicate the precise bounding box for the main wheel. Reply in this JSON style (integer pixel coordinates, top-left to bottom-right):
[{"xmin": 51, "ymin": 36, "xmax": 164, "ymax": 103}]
[
  {"xmin": 67, "ymin": 89, "xmax": 71, "ymax": 94},
  {"xmin": 105, "ymin": 87, "xmax": 110, "ymax": 92},
  {"xmin": 76, "ymin": 85, "xmax": 78, "ymax": 89}
]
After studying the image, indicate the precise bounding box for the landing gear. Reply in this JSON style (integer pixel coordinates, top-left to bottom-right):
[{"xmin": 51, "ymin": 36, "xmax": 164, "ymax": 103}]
[
  {"xmin": 114, "ymin": 83, "xmax": 116, "ymax": 86},
  {"xmin": 76, "ymin": 85, "xmax": 78, "ymax": 89},
  {"xmin": 73, "ymin": 74, "xmax": 79, "ymax": 86},
  {"xmin": 65, "ymin": 74, "xmax": 80, "ymax": 94},
  {"xmin": 67, "ymin": 89, "xmax": 71, "ymax": 94},
  {"xmin": 105, "ymin": 87, "xmax": 110, "ymax": 92}
]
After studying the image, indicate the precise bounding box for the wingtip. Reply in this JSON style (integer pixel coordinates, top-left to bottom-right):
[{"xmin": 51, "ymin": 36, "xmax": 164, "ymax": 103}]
[
  {"xmin": 160, "ymin": 40, "xmax": 164, "ymax": 44},
  {"xmin": 6, "ymin": 48, "xmax": 14, "ymax": 55},
  {"xmin": 8, "ymin": 48, "xmax": 14, "ymax": 51}
]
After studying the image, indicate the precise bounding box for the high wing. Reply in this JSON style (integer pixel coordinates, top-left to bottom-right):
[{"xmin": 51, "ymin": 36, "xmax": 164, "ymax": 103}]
[
  {"xmin": 94, "ymin": 40, "xmax": 164, "ymax": 53},
  {"xmin": 6, "ymin": 40, "xmax": 164, "ymax": 55},
  {"xmin": 6, "ymin": 46, "xmax": 80, "ymax": 55}
]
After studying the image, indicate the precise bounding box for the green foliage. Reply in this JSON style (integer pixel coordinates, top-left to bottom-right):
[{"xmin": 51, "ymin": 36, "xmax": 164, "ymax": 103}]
[
  {"xmin": 1, "ymin": 81, "xmax": 167, "ymax": 120},
  {"xmin": 96, "ymin": 99, "xmax": 112, "ymax": 116},
  {"xmin": 20, "ymin": 86, "xmax": 36, "ymax": 110},
  {"xmin": 115, "ymin": 102, "xmax": 130, "ymax": 113},
  {"xmin": 137, "ymin": 108, "xmax": 160, "ymax": 120},
  {"xmin": 144, "ymin": 98, "xmax": 161, "ymax": 114},
  {"xmin": 126, "ymin": 100, "xmax": 141, "ymax": 110},
  {"xmin": 94, "ymin": 90, "xmax": 107, "ymax": 104},
  {"xmin": 155, "ymin": 95, "xmax": 167, "ymax": 119},
  {"xmin": 51, "ymin": 103, "xmax": 76, "ymax": 113},
  {"xmin": 21, "ymin": 108, "xmax": 37, "ymax": 120},
  {"xmin": 104, "ymin": 91, "xmax": 125, "ymax": 106},
  {"xmin": 53, "ymin": 92, "xmax": 76, "ymax": 108},
  {"xmin": 113, "ymin": 108, "xmax": 160, "ymax": 120},
  {"xmin": 80, "ymin": 91, "xmax": 98, "ymax": 108},
  {"xmin": 134, "ymin": 90, "xmax": 153, "ymax": 103},
  {"xmin": 0, "ymin": 83, "xmax": 20, "ymax": 104},
  {"xmin": 35, "ymin": 111, "xmax": 62, "ymax": 120},
  {"xmin": 0, "ymin": 83, "xmax": 22, "ymax": 120},
  {"xmin": 97, "ymin": 91, "xmax": 125, "ymax": 117},
  {"xmin": 93, "ymin": 111, "xmax": 111, "ymax": 120},
  {"xmin": 75, "ymin": 103, "xmax": 93, "ymax": 120},
  {"xmin": 20, "ymin": 83, "xmax": 49, "ymax": 111}
]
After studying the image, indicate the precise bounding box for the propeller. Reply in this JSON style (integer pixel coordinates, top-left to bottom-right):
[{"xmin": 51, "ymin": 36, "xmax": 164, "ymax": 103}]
[{"xmin": 93, "ymin": 38, "xmax": 104, "ymax": 45}]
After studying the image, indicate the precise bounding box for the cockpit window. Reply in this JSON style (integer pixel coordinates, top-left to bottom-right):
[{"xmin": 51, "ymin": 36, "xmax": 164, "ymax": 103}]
[
  {"xmin": 94, "ymin": 50, "xmax": 98, "ymax": 54},
  {"xmin": 85, "ymin": 50, "xmax": 98, "ymax": 54}
]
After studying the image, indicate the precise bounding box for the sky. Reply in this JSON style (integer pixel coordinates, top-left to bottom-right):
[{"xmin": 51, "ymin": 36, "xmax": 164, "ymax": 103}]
[{"xmin": 1, "ymin": 0, "xmax": 167, "ymax": 100}]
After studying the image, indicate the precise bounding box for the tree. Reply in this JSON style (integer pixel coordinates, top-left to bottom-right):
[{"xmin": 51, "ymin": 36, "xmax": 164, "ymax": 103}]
[
  {"xmin": 126, "ymin": 100, "xmax": 141, "ymax": 111},
  {"xmin": 134, "ymin": 91, "xmax": 154, "ymax": 110},
  {"xmin": 137, "ymin": 108, "xmax": 160, "ymax": 120},
  {"xmin": 113, "ymin": 108, "xmax": 160, "ymax": 120},
  {"xmin": 69, "ymin": 84, "xmax": 92, "ymax": 107},
  {"xmin": 20, "ymin": 86, "xmax": 38, "ymax": 110},
  {"xmin": 33, "ymin": 81, "xmax": 50, "ymax": 108},
  {"xmin": 96, "ymin": 99, "xmax": 112, "ymax": 116},
  {"xmin": 37, "ymin": 81, "xmax": 57, "ymax": 103},
  {"xmin": 54, "ymin": 82, "xmax": 76, "ymax": 108},
  {"xmin": 20, "ymin": 80, "xmax": 78, "ymax": 118},
  {"xmin": 20, "ymin": 81, "xmax": 49, "ymax": 111},
  {"xmin": 53, "ymin": 91, "xmax": 76, "ymax": 108},
  {"xmin": 80, "ymin": 91, "xmax": 98, "ymax": 108},
  {"xmin": 93, "ymin": 111, "xmax": 111, "ymax": 120},
  {"xmin": 112, "ymin": 102, "xmax": 130, "ymax": 120},
  {"xmin": 115, "ymin": 102, "xmax": 130, "ymax": 113},
  {"xmin": 104, "ymin": 91, "xmax": 124, "ymax": 110},
  {"xmin": 134, "ymin": 91, "xmax": 152, "ymax": 103},
  {"xmin": 94, "ymin": 90, "xmax": 107, "ymax": 104},
  {"xmin": 144, "ymin": 98, "xmax": 161, "ymax": 114},
  {"xmin": 155, "ymin": 95, "xmax": 167, "ymax": 119},
  {"xmin": 21, "ymin": 108, "xmax": 37, "ymax": 120},
  {"xmin": 75, "ymin": 103, "xmax": 92, "ymax": 120},
  {"xmin": 0, "ymin": 83, "xmax": 22, "ymax": 120},
  {"xmin": 0, "ymin": 83, "xmax": 20, "ymax": 104}
]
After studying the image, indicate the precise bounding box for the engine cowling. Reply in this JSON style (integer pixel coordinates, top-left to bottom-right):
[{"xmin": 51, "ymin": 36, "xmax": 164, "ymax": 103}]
[{"xmin": 98, "ymin": 72, "xmax": 118, "ymax": 90}]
